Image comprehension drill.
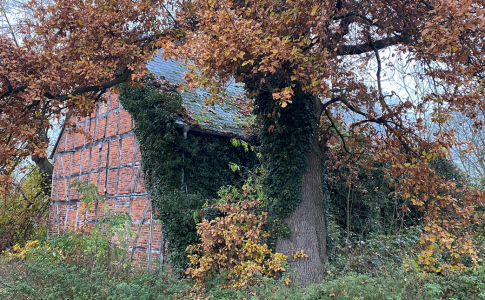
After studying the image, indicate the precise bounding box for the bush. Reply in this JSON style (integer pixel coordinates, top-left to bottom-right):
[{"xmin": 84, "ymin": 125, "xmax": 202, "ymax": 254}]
[
  {"xmin": 3, "ymin": 231, "xmax": 485, "ymax": 299},
  {"xmin": 186, "ymin": 197, "xmax": 288, "ymax": 289},
  {"xmin": 0, "ymin": 163, "xmax": 49, "ymax": 252},
  {"xmin": 6, "ymin": 180, "xmax": 136, "ymax": 274},
  {"xmin": 0, "ymin": 257, "xmax": 191, "ymax": 300},
  {"xmin": 0, "ymin": 179, "xmax": 191, "ymax": 299}
]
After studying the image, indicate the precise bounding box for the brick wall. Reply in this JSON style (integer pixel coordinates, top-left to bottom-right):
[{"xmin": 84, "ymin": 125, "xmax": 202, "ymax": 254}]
[{"xmin": 49, "ymin": 91, "xmax": 163, "ymax": 269}]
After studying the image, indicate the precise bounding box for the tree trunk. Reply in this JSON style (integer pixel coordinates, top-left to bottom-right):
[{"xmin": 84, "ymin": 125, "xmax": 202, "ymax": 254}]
[
  {"xmin": 275, "ymin": 126, "xmax": 327, "ymax": 287},
  {"xmin": 31, "ymin": 128, "xmax": 54, "ymax": 197},
  {"xmin": 31, "ymin": 155, "xmax": 54, "ymax": 197}
]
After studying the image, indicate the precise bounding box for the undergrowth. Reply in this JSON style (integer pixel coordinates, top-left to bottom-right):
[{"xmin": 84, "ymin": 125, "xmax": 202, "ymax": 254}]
[
  {"xmin": 3, "ymin": 213, "xmax": 485, "ymax": 299},
  {"xmin": 2, "ymin": 179, "xmax": 485, "ymax": 299}
]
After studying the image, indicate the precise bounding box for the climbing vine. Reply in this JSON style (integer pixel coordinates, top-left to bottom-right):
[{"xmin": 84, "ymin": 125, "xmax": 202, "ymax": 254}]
[
  {"xmin": 243, "ymin": 74, "xmax": 316, "ymax": 221},
  {"xmin": 119, "ymin": 75, "xmax": 257, "ymax": 269}
]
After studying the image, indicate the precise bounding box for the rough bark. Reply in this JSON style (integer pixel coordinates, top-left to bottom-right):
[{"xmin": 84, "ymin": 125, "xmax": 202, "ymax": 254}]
[
  {"xmin": 31, "ymin": 155, "xmax": 53, "ymax": 197},
  {"xmin": 275, "ymin": 126, "xmax": 327, "ymax": 287}
]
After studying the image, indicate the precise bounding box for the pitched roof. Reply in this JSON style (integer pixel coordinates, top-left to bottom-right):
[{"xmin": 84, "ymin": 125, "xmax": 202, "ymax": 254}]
[
  {"xmin": 147, "ymin": 56, "xmax": 251, "ymax": 136},
  {"xmin": 49, "ymin": 56, "xmax": 252, "ymax": 158}
]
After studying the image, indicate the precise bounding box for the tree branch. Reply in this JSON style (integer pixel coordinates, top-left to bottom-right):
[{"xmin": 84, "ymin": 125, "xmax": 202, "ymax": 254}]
[
  {"xmin": 325, "ymin": 109, "xmax": 351, "ymax": 154},
  {"xmin": 420, "ymin": 0, "xmax": 435, "ymax": 11},
  {"xmin": 333, "ymin": 11, "xmax": 382, "ymax": 28},
  {"xmin": 45, "ymin": 68, "xmax": 134, "ymax": 101},
  {"xmin": 349, "ymin": 117, "xmax": 394, "ymax": 133},
  {"xmin": 0, "ymin": 1, "xmax": 19, "ymax": 47},
  {"xmin": 336, "ymin": 35, "xmax": 404, "ymax": 56},
  {"xmin": 369, "ymin": 37, "xmax": 391, "ymax": 113}
]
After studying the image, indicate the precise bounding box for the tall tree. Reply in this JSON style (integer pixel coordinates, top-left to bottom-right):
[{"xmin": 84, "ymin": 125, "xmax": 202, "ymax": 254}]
[
  {"xmin": 1, "ymin": 0, "xmax": 485, "ymax": 285},
  {"xmin": 166, "ymin": 0, "xmax": 485, "ymax": 284},
  {"xmin": 1, "ymin": 0, "xmax": 53, "ymax": 193},
  {"xmin": 0, "ymin": 0, "xmax": 174, "ymax": 191}
]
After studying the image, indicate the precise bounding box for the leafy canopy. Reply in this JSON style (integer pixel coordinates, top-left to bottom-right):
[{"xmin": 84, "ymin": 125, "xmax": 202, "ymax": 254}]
[{"xmin": 1, "ymin": 0, "xmax": 485, "ymax": 271}]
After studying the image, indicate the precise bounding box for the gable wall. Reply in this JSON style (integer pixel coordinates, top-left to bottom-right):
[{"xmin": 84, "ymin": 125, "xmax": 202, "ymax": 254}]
[{"xmin": 49, "ymin": 91, "xmax": 163, "ymax": 269}]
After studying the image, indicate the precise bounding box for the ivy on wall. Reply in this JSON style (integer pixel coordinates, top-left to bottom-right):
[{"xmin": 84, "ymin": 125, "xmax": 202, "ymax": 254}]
[{"xmin": 119, "ymin": 75, "xmax": 257, "ymax": 269}]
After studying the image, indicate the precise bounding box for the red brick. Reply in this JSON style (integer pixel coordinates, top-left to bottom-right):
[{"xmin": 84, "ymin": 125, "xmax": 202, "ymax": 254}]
[
  {"xmin": 86, "ymin": 120, "xmax": 95, "ymax": 143},
  {"xmin": 65, "ymin": 129, "xmax": 75, "ymax": 150},
  {"xmin": 49, "ymin": 205, "xmax": 56, "ymax": 222},
  {"xmin": 132, "ymin": 251, "xmax": 149, "ymax": 269},
  {"xmin": 50, "ymin": 97, "xmax": 162, "ymax": 267},
  {"xmin": 72, "ymin": 151, "xmax": 81, "ymax": 175},
  {"xmin": 151, "ymin": 224, "xmax": 163, "ymax": 249},
  {"xmin": 109, "ymin": 94, "xmax": 119, "ymax": 111},
  {"xmin": 74, "ymin": 125, "xmax": 85, "ymax": 148},
  {"xmin": 99, "ymin": 144, "xmax": 108, "ymax": 168},
  {"xmin": 80, "ymin": 175, "xmax": 88, "ymax": 183},
  {"xmin": 105, "ymin": 199, "xmax": 116, "ymax": 213},
  {"xmin": 91, "ymin": 146, "xmax": 100, "ymax": 170},
  {"xmin": 107, "ymin": 170, "xmax": 118, "ymax": 195},
  {"xmin": 81, "ymin": 149, "xmax": 91, "ymax": 173},
  {"xmin": 95, "ymin": 117, "xmax": 106, "ymax": 140},
  {"xmin": 68, "ymin": 179, "xmax": 79, "ymax": 200},
  {"xmin": 98, "ymin": 171, "xmax": 107, "ymax": 194},
  {"xmin": 135, "ymin": 144, "xmax": 142, "ymax": 162},
  {"xmin": 118, "ymin": 167, "xmax": 132, "ymax": 194},
  {"xmin": 57, "ymin": 131, "xmax": 66, "ymax": 153},
  {"xmin": 84, "ymin": 203, "xmax": 97, "ymax": 222},
  {"xmin": 61, "ymin": 155, "xmax": 71, "ymax": 177},
  {"xmin": 109, "ymin": 141, "xmax": 120, "ymax": 167},
  {"xmin": 88, "ymin": 173, "xmax": 98, "ymax": 187},
  {"xmin": 57, "ymin": 180, "xmax": 66, "ymax": 200},
  {"xmin": 135, "ymin": 173, "xmax": 146, "ymax": 193},
  {"xmin": 53, "ymin": 159, "xmax": 60, "ymax": 179},
  {"xmin": 66, "ymin": 209, "xmax": 77, "ymax": 230},
  {"xmin": 51, "ymin": 180, "xmax": 58, "ymax": 201},
  {"xmin": 121, "ymin": 136, "xmax": 135, "ymax": 164},
  {"xmin": 115, "ymin": 205, "xmax": 130, "ymax": 215},
  {"xmin": 119, "ymin": 110, "xmax": 132, "ymax": 134},
  {"xmin": 107, "ymin": 111, "xmax": 119, "ymax": 137},
  {"xmin": 131, "ymin": 198, "xmax": 149, "ymax": 220},
  {"xmin": 56, "ymin": 204, "xmax": 68, "ymax": 226},
  {"xmin": 130, "ymin": 224, "xmax": 152, "ymax": 248},
  {"xmin": 90, "ymin": 106, "xmax": 97, "ymax": 119}
]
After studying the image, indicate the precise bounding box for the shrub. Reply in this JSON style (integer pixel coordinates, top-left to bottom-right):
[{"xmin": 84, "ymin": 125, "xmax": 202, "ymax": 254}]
[
  {"xmin": 186, "ymin": 198, "xmax": 289, "ymax": 289},
  {"xmin": 0, "ymin": 257, "xmax": 191, "ymax": 300},
  {"xmin": 6, "ymin": 180, "xmax": 134, "ymax": 274},
  {"xmin": 0, "ymin": 180, "xmax": 191, "ymax": 299},
  {"xmin": 0, "ymin": 163, "xmax": 49, "ymax": 252}
]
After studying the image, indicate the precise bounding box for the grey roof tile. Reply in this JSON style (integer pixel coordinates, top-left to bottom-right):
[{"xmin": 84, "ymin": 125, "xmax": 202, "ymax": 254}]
[
  {"xmin": 147, "ymin": 55, "xmax": 250, "ymax": 135},
  {"xmin": 50, "ymin": 56, "xmax": 250, "ymax": 158}
]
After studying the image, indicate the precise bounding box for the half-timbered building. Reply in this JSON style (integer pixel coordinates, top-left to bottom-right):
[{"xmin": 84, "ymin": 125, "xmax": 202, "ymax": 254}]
[{"xmin": 48, "ymin": 56, "xmax": 248, "ymax": 268}]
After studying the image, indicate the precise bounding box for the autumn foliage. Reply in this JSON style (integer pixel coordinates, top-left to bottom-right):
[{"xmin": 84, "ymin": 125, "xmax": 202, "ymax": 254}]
[
  {"xmin": 165, "ymin": 0, "xmax": 485, "ymax": 276},
  {"xmin": 186, "ymin": 199, "xmax": 288, "ymax": 288},
  {"xmin": 0, "ymin": 164, "xmax": 49, "ymax": 252},
  {"xmin": 0, "ymin": 0, "xmax": 172, "ymax": 176},
  {"xmin": 1, "ymin": 0, "xmax": 485, "ymax": 283}
]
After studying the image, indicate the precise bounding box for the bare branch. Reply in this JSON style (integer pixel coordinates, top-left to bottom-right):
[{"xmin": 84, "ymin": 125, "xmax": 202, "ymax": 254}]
[
  {"xmin": 325, "ymin": 109, "xmax": 351, "ymax": 154},
  {"xmin": 369, "ymin": 37, "xmax": 391, "ymax": 112},
  {"xmin": 336, "ymin": 35, "xmax": 404, "ymax": 56},
  {"xmin": 0, "ymin": 1, "xmax": 19, "ymax": 47}
]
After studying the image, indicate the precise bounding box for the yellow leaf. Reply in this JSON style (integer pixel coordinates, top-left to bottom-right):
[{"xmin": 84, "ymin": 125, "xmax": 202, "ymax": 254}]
[{"xmin": 311, "ymin": 6, "xmax": 318, "ymax": 16}]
